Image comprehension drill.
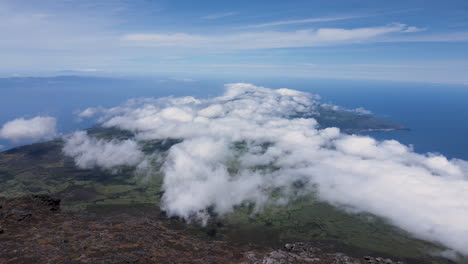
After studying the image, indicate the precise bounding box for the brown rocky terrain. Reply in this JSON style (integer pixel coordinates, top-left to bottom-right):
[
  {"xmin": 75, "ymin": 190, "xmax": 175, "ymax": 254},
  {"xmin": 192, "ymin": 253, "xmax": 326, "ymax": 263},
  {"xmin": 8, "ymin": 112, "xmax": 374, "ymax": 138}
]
[{"xmin": 0, "ymin": 195, "xmax": 409, "ymax": 264}]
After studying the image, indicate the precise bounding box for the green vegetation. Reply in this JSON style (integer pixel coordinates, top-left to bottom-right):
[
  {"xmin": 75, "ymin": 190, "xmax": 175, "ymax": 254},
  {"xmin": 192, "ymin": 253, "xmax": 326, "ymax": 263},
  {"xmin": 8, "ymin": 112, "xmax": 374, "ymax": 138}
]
[
  {"xmin": 313, "ymin": 106, "xmax": 406, "ymax": 133},
  {"xmin": 0, "ymin": 124, "xmax": 456, "ymax": 264}
]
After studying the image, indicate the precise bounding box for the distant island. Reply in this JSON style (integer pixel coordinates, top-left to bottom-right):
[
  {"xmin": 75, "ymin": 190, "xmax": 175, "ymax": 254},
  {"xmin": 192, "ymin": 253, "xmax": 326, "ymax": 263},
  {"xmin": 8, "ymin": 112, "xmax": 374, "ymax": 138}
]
[{"xmin": 313, "ymin": 106, "xmax": 407, "ymax": 134}]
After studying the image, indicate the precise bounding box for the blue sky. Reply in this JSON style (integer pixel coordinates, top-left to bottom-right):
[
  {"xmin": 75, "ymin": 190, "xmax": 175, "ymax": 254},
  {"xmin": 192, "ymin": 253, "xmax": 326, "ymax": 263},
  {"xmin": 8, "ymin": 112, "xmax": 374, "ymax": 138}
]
[{"xmin": 1, "ymin": 0, "xmax": 468, "ymax": 83}]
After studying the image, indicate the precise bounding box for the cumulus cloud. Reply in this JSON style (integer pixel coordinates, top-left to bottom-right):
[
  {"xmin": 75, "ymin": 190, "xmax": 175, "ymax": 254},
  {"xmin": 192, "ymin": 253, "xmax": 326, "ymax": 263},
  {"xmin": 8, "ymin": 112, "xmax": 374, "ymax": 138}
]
[
  {"xmin": 321, "ymin": 104, "xmax": 372, "ymax": 115},
  {"xmin": 63, "ymin": 131, "xmax": 145, "ymax": 170},
  {"xmin": 0, "ymin": 116, "xmax": 57, "ymax": 142},
  {"xmin": 78, "ymin": 107, "xmax": 106, "ymax": 118},
  {"xmin": 66, "ymin": 83, "xmax": 468, "ymax": 255},
  {"xmin": 351, "ymin": 107, "xmax": 372, "ymax": 115}
]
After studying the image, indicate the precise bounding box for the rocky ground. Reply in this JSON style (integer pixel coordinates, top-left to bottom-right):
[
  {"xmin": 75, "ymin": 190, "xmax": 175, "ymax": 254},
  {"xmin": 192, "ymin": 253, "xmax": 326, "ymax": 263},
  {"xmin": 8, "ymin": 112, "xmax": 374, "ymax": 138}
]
[{"xmin": 0, "ymin": 195, "xmax": 410, "ymax": 264}]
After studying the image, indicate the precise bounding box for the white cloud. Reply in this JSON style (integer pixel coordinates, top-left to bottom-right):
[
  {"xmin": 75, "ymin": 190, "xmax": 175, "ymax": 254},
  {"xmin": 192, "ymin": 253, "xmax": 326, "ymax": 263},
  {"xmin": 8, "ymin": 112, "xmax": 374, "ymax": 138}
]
[
  {"xmin": 122, "ymin": 33, "xmax": 205, "ymax": 47},
  {"xmin": 402, "ymin": 26, "xmax": 427, "ymax": 33},
  {"xmin": 246, "ymin": 15, "xmax": 366, "ymax": 28},
  {"xmin": 0, "ymin": 116, "xmax": 57, "ymax": 142},
  {"xmin": 351, "ymin": 107, "xmax": 372, "ymax": 115},
  {"xmin": 121, "ymin": 23, "xmax": 411, "ymax": 49},
  {"xmin": 65, "ymin": 83, "xmax": 468, "ymax": 255},
  {"xmin": 321, "ymin": 104, "xmax": 372, "ymax": 115},
  {"xmin": 78, "ymin": 107, "xmax": 106, "ymax": 118},
  {"xmin": 63, "ymin": 131, "xmax": 145, "ymax": 169}
]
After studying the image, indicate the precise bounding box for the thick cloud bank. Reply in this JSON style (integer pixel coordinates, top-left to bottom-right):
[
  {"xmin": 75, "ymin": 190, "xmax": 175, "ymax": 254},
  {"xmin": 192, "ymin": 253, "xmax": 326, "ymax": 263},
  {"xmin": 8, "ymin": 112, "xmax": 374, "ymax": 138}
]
[
  {"xmin": 69, "ymin": 83, "xmax": 468, "ymax": 255},
  {"xmin": 0, "ymin": 116, "xmax": 57, "ymax": 142}
]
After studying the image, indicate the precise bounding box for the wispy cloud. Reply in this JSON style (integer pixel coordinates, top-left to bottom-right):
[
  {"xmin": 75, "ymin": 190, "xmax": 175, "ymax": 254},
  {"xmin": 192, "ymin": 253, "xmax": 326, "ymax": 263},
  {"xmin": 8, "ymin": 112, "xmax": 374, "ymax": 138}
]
[
  {"xmin": 201, "ymin": 12, "xmax": 237, "ymax": 20},
  {"xmin": 402, "ymin": 26, "xmax": 427, "ymax": 33},
  {"xmin": 246, "ymin": 15, "xmax": 366, "ymax": 28},
  {"xmin": 1, "ymin": 1, "xmax": 468, "ymax": 84},
  {"xmin": 122, "ymin": 23, "xmax": 409, "ymax": 49}
]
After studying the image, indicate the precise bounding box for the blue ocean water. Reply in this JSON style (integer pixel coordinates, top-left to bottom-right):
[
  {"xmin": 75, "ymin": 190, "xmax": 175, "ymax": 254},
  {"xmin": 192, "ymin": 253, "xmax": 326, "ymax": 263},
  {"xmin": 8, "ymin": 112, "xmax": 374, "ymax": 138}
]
[
  {"xmin": 297, "ymin": 80, "xmax": 468, "ymax": 161},
  {"xmin": 261, "ymin": 78, "xmax": 468, "ymax": 160},
  {"xmin": 1, "ymin": 76, "xmax": 467, "ymax": 160}
]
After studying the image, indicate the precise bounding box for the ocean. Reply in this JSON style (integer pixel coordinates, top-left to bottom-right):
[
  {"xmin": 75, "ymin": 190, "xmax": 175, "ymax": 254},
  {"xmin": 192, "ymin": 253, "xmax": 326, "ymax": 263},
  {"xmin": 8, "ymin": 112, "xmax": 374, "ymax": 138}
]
[{"xmin": 1, "ymin": 76, "xmax": 467, "ymax": 160}]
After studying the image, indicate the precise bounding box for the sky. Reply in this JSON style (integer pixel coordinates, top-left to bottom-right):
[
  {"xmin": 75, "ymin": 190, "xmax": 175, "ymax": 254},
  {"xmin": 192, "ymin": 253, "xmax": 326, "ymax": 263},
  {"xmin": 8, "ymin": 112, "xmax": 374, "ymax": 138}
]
[{"xmin": 1, "ymin": 0, "xmax": 468, "ymax": 83}]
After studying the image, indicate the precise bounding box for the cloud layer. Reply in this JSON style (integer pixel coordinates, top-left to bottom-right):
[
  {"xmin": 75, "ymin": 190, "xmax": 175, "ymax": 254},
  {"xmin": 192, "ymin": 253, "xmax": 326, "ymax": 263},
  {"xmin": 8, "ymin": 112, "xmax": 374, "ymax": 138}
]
[
  {"xmin": 0, "ymin": 116, "xmax": 57, "ymax": 142},
  {"xmin": 68, "ymin": 83, "xmax": 468, "ymax": 255}
]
